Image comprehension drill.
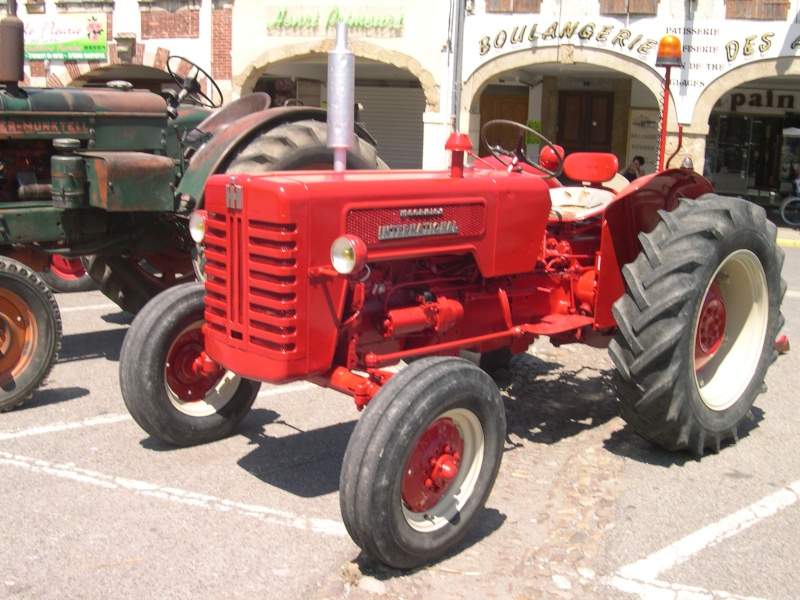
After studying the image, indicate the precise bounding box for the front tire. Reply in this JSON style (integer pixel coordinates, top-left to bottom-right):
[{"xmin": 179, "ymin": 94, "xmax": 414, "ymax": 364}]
[
  {"xmin": 339, "ymin": 357, "xmax": 506, "ymax": 569},
  {"xmin": 119, "ymin": 282, "xmax": 260, "ymax": 446},
  {"xmin": 1, "ymin": 257, "xmax": 61, "ymax": 411},
  {"xmin": 609, "ymin": 196, "xmax": 785, "ymax": 454}
]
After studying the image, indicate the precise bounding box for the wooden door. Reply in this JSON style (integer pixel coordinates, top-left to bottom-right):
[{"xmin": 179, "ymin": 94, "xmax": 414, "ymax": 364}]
[
  {"xmin": 557, "ymin": 91, "xmax": 614, "ymax": 155},
  {"xmin": 479, "ymin": 92, "xmax": 530, "ymax": 158}
]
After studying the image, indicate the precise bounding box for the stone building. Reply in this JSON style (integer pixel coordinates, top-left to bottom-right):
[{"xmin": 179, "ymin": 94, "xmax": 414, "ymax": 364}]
[{"xmin": 8, "ymin": 0, "xmax": 800, "ymax": 205}]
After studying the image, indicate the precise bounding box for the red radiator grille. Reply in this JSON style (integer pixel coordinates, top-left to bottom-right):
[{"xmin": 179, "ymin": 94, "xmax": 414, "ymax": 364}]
[
  {"xmin": 204, "ymin": 211, "xmax": 299, "ymax": 355},
  {"xmin": 346, "ymin": 203, "xmax": 486, "ymax": 244}
]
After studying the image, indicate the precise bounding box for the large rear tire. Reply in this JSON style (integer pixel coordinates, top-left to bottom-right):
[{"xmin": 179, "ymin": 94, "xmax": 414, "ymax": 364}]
[
  {"xmin": 119, "ymin": 282, "xmax": 260, "ymax": 446},
  {"xmin": 1, "ymin": 257, "xmax": 61, "ymax": 411},
  {"xmin": 609, "ymin": 196, "xmax": 785, "ymax": 455},
  {"xmin": 339, "ymin": 357, "xmax": 505, "ymax": 569},
  {"xmin": 224, "ymin": 119, "xmax": 387, "ymax": 173},
  {"xmin": 84, "ymin": 249, "xmax": 194, "ymax": 315}
]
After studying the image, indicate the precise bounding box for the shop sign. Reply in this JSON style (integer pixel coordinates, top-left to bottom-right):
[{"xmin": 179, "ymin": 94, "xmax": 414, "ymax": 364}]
[
  {"xmin": 465, "ymin": 17, "xmax": 800, "ymax": 124},
  {"xmin": 716, "ymin": 88, "xmax": 799, "ymax": 115},
  {"xmin": 626, "ymin": 109, "xmax": 659, "ymax": 170},
  {"xmin": 267, "ymin": 6, "xmax": 404, "ymax": 36},
  {"xmin": 23, "ymin": 13, "xmax": 107, "ymax": 61}
]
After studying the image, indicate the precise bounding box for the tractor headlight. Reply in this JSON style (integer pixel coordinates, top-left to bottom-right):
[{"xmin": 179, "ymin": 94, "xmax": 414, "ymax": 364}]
[
  {"xmin": 189, "ymin": 210, "xmax": 208, "ymax": 243},
  {"xmin": 330, "ymin": 234, "xmax": 367, "ymax": 275}
]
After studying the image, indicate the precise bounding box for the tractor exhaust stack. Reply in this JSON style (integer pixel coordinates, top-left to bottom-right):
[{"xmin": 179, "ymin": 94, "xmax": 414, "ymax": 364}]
[
  {"xmin": 1, "ymin": 0, "xmax": 25, "ymax": 91},
  {"xmin": 327, "ymin": 22, "xmax": 355, "ymax": 173}
]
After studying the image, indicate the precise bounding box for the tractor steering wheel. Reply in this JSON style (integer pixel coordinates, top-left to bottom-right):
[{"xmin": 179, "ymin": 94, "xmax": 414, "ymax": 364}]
[
  {"xmin": 166, "ymin": 55, "xmax": 223, "ymax": 109},
  {"xmin": 481, "ymin": 119, "xmax": 563, "ymax": 178}
]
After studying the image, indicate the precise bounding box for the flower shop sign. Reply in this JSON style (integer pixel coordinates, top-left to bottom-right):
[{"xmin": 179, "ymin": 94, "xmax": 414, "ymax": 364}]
[{"xmin": 23, "ymin": 13, "xmax": 107, "ymax": 61}]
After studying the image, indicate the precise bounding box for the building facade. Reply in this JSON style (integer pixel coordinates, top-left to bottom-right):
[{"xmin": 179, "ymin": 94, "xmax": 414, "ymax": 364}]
[
  {"xmin": 463, "ymin": 0, "xmax": 800, "ymax": 206},
  {"xmin": 7, "ymin": 0, "xmax": 800, "ymax": 204}
]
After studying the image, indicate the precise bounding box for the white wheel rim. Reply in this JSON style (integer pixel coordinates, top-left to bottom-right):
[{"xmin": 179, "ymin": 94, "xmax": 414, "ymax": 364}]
[
  {"xmin": 164, "ymin": 320, "xmax": 242, "ymax": 417},
  {"xmin": 693, "ymin": 249, "xmax": 769, "ymax": 411},
  {"xmin": 402, "ymin": 408, "xmax": 485, "ymax": 533}
]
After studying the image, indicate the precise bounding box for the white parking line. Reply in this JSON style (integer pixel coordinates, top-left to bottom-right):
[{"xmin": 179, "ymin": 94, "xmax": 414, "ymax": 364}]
[
  {"xmin": 0, "ymin": 383, "xmax": 318, "ymax": 442},
  {"xmin": 0, "ymin": 450, "xmax": 347, "ymax": 537},
  {"xmin": 0, "ymin": 358, "xmax": 331, "ymax": 472},
  {"xmin": 0, "ymin": 414, "xmax": 131, "ymax": 440},
  {"xmin": 59, "ymin": 303, "xmax": 119, "ymax": 313},
  {"xmin": 258, "ymin": 381, "xmax": 317, "ymax": 397},
  {"xmin": 607, "ymin": 575, "xmax": 765, "ymax": 600},
  {"xmin": 608, "ymin": 479, "xmax": 800, "ymax": 599}
]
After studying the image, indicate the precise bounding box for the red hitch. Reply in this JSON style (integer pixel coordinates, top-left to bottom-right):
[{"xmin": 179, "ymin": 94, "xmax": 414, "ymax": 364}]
[{"xmin": 327, "ymin": 367, "xmax": 394, "ymax": 410}]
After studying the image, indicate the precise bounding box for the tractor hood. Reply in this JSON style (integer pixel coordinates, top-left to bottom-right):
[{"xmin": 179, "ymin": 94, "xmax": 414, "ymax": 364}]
[
  {"xmin": 0, "ymin": 86, "xmax": 170, "ymax": 151},
  {"xmin": 1, "ymin": 85, "xmax": 168, "ymax": 114}
]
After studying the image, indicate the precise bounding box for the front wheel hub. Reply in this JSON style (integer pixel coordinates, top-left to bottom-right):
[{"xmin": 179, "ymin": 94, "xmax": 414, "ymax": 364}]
[
  {"xmin": 166, "ymin": 328, "xmax": 223, "ymax": 400},
  {"xmin": 403, "ymin": 418, "xmax": 464, "ymax": 513}
]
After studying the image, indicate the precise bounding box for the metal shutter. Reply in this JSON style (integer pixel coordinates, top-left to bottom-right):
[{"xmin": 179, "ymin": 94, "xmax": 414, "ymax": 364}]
[{"xmin": 354, "ymin": 86, "xmax": 425, "ymax": 169}]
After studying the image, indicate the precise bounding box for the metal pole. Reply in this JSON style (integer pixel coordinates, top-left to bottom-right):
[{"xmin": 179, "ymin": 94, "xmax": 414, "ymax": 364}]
[
  {"xmin": 658, "ymin": 65, "xmax": 672, "ymax": 172},
  {"xmin": 449, "ymin": 0, "xmax": 466, "ymax": 131}
]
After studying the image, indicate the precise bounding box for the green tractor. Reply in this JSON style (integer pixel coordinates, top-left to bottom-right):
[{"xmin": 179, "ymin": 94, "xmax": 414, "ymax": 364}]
[{"xmin": 0, "ymin": 2, "xmax": 385, "ymax": 410}]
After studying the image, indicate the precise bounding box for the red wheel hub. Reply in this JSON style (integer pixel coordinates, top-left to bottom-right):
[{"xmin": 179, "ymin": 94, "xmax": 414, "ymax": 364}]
[
  {"xmin": 402, "ymin": 418, "xmax": 464, "ymax": 513},
  {"xmin": 695, "ymin": 281, "xmax": 727, "ymax": 371},
  {"xmin": 166, "ymin": 327, "xmax": 224, "ymax": 401},
  {"xmin": 49, "ymin": 256, "xmax": 86, "ymax": 281}
]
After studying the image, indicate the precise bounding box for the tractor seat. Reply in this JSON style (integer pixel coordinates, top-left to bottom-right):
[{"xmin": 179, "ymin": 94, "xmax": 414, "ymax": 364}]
[
  {"xmin": 548, "ymin": 186, "xmax": 615, "ymax": 221},
  {"xmin": 548, "ymin": 152, "xmax": 619, "ymax": 221}
]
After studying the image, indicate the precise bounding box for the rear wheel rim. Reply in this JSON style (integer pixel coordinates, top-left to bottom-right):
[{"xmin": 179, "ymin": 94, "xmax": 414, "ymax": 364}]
[
  {"xmin": 402, "ymin": 408, "xmax": 484, "ymax": 533},
  {"xmin": 164, "ymin": 320, "xmax": 242, "ymax": 417},
  {"xmin": 49, "ymin": 256, "xmax": 87, "ymax": 281},
  {"xmin": 0, "ymin": 289, "xmax": 36, "ymax": 383},
  {"xmin": 693, "ymin": 249, "xmax": 769, "ymax": 411},
  {"xmin": 783, "ymin": 198, "xmax": 800, "ymax": 226},
  {"xmin": 132, "ymin": 250, "xmax": 195, "ymax": 289}
]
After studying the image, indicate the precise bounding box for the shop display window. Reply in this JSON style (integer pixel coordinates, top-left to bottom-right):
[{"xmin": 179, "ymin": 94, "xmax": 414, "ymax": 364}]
[{"xmin": 705, "ymin": 114, "xmax": 786, "ymax": 206}]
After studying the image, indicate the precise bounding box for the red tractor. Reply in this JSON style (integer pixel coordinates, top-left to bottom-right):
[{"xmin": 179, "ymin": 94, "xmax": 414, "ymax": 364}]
[{"xmin": 120, "ymin": 119, "xmax": 786, "ymax": 569}]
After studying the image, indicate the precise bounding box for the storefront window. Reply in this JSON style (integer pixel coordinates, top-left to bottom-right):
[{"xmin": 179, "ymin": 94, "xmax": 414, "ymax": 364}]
[{"xmin": 705, "ymin": 114, "xmax": 786, "ymax": 206}]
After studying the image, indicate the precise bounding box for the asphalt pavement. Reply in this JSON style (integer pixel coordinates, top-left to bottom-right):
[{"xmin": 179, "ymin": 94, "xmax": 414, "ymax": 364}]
[{"xmin": 1, "ymin": 232, "xmax": 798, "ymax": 600}]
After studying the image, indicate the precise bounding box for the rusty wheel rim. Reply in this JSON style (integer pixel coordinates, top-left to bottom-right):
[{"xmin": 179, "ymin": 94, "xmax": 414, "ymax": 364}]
[{"xmin": 0, "ymin": 288, "xmax": 36, "ymax": 385}]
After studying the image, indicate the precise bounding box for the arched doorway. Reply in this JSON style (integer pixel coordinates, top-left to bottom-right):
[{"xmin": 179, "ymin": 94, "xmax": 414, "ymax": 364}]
[
  {"xmin": 251, "ymin": 58, "xmax": 426, "ymax": 168},
  {"xmin": 238, "ymin": 43, "xmax": 438, "ymax": 169}
]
